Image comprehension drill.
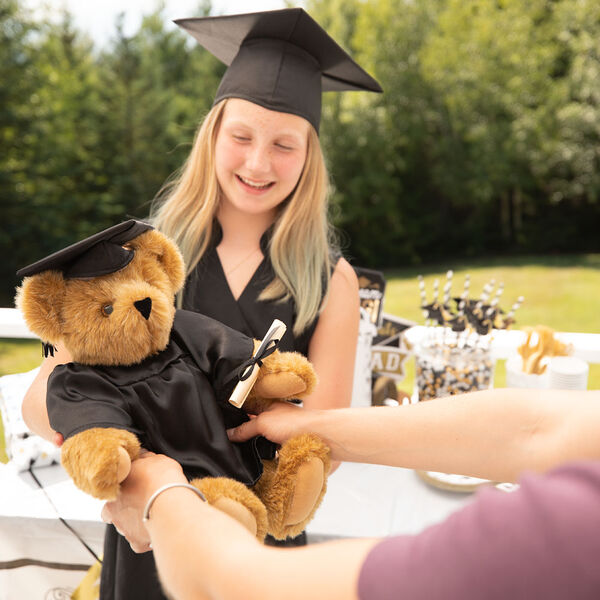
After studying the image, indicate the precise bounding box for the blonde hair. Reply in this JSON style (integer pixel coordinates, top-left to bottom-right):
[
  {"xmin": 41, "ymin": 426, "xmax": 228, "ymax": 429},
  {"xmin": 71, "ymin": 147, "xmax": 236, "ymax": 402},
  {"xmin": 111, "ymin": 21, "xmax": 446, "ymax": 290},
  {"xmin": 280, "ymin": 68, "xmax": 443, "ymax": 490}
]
[{"xmin": 150, "ymin": 100, "xmax": 336, "ymax": 336}]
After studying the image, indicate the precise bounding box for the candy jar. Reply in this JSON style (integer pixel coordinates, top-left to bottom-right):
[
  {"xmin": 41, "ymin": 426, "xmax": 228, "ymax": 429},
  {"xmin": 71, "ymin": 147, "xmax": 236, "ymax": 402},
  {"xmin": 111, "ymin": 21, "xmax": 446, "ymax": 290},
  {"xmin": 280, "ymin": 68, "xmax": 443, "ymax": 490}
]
[{"xmin": 415, "ymin": 335, "xmax": 493, "ymax": 401}]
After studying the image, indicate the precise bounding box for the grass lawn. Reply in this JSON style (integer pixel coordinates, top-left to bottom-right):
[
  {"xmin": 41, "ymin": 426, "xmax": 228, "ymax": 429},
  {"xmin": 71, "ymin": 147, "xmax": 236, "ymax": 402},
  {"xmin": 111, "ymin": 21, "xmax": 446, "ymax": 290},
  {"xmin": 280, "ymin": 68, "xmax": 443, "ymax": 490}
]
[
  {"xmin": 0, "ymin": 339, "xmax": 41, "ymax": 462},
  {"xmin": 0, "ymin": 254, "xmax": 598, "ymax": 461}
]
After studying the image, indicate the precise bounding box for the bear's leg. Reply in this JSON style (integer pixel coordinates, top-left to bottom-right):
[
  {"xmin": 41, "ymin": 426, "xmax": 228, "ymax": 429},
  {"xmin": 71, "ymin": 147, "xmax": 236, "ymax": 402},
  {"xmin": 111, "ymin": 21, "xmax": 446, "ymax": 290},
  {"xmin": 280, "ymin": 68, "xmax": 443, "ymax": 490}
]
[
  {"xmin": 252, "ymin": 433, "xmax": 330, "ymax": 540},
  {"xmin": 190, "ymin": 477, "xmax": 268, "ymax": 541}
]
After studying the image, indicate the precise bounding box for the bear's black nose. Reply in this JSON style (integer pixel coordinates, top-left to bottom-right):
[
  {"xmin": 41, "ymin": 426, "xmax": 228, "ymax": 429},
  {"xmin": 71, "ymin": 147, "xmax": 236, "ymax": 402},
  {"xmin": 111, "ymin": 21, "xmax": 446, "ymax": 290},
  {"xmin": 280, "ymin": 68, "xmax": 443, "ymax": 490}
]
[{"xmin": 134, "ymin": 297, "xmax": 152, "ymax": 320}]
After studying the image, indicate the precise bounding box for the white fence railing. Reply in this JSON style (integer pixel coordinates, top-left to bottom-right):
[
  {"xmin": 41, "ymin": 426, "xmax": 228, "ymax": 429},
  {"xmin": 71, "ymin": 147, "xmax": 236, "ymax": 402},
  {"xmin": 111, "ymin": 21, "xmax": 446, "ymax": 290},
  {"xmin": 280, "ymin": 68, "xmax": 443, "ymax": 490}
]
[{"xmin": 3, "ymin": 306, "xmax": 599, "ymax": 365}]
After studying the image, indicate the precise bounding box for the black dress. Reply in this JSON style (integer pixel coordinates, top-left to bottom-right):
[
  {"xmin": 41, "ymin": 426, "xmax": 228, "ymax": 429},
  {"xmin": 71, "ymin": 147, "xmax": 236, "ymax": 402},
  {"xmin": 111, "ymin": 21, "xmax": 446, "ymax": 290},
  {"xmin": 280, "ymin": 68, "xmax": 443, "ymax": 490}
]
[
  {"xmin": 182, "ymin": 225, "xmax": 319, "ymax": 355},
  {"xmin": 99, "ymin": 227, "xmax": 324, "ymax": 599}
]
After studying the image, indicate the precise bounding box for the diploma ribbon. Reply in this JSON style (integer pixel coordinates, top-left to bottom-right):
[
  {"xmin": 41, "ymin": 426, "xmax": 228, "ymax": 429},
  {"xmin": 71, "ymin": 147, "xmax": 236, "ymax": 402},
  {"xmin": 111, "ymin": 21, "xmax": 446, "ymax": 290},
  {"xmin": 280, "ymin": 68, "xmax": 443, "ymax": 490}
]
[
  {"xmin": 228, "ymin": 319, "xmax": 287, "ymax": 408},
  {"xmin": 236, "ymin": 338, "xmax": 279, "ymax": 382}
]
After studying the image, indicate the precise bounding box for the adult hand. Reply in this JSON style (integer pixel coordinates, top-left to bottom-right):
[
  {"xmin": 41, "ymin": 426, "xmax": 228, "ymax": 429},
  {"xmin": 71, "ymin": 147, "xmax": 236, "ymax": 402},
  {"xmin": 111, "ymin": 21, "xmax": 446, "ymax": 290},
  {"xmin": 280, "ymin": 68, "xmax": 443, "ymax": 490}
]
[
  {"xmin": 102, "ymin": 451, "xmax": 187, "ymax": 553},
  {"xmin": 227, "ymin": 401, "xmax": 315, "ymax": 444}
]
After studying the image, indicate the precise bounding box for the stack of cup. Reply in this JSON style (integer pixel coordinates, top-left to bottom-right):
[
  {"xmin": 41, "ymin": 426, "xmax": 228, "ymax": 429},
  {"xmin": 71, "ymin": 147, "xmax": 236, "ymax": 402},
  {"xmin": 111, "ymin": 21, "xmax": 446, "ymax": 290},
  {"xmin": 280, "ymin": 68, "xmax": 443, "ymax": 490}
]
[{"xmin": 548, "ymin": 356, "xmax": 589, "ymax": 390}]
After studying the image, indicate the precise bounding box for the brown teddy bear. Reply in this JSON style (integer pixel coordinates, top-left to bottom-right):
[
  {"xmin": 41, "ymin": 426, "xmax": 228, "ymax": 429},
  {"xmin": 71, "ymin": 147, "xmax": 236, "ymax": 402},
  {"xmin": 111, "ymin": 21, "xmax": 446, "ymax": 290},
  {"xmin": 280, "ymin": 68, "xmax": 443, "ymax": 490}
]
[{"xmin": 16, "ymin": 220, "xmax": 330, "ymax": 542}]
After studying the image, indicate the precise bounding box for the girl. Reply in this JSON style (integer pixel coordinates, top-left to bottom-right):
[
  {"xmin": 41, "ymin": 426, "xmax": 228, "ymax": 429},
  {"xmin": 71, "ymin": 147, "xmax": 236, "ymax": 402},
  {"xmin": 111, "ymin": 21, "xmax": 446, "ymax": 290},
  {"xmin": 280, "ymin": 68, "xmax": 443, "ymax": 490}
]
[{"xmin": 21, "ymin": 8, "xmax": 382, "ymax": 599}]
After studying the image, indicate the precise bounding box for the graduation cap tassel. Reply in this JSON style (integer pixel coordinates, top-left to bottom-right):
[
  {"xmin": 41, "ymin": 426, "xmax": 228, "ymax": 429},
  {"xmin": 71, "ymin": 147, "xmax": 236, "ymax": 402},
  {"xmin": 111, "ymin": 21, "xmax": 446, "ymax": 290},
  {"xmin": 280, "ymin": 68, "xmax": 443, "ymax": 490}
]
[{"xmin": 42, "ymin": 342, "xmax": 57, "ymax": 358}]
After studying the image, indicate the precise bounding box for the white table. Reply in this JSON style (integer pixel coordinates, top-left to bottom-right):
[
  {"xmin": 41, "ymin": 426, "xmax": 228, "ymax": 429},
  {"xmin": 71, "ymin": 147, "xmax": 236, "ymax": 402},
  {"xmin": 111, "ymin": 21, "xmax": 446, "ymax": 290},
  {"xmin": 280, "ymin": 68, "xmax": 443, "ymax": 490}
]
[
  {"xmin": 0, "ymin": 463, "xmax": 105, "ymax": 599},
  {"xmin": 3, "ymin": 307, "xmax": 599, "ymax": 362},
  {"xmin": 405, "ymin": 325, "xmax": 600, "ymax": 364},
  {"xmin": 0, "ymin": 458, "xmax": 475, "ymax": 561},
  {"xmin": 0, "ymin": 460, "xmax": 476, "ymax": 596},
  {"xmin": 308, "ymin": 462, "xmax": 474, "ymax": 541}
]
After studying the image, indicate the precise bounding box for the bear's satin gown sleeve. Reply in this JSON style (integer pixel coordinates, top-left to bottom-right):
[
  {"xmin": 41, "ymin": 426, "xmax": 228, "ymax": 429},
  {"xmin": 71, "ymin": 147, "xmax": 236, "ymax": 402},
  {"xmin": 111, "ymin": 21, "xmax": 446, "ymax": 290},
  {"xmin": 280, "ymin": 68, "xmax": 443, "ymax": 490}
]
[{"xmin": 47, "ymin": 365, "xmax": 139, "ymax": 440}]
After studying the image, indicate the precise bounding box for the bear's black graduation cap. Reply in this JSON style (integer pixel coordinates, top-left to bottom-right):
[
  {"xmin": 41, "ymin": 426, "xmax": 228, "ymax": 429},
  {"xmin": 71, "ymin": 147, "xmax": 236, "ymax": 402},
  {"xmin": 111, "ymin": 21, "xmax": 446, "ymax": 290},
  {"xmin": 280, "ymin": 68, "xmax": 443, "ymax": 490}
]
[
  {"xmin": 174, "ymin": 8, "xmax": 382, "ymax": 131},
  {"xmin": 17, "ymin": 220, "xmax": 153, "ymax": 279}
]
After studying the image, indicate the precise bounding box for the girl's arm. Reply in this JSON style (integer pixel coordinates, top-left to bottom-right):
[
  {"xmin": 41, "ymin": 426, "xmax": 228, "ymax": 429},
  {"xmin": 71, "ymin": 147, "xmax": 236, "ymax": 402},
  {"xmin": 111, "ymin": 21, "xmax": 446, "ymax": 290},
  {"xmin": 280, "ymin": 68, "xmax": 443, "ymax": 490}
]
[
  {"xmin": 229, "ymin": 388, "xmax": 600, "ymax": 483},
  {"xmin": 21, "ymin": 345, "xmax": 71, "ymax": 443},
  {"xmin": 304, "ymin": 257, "xmax": 359, "ymax": 411}
]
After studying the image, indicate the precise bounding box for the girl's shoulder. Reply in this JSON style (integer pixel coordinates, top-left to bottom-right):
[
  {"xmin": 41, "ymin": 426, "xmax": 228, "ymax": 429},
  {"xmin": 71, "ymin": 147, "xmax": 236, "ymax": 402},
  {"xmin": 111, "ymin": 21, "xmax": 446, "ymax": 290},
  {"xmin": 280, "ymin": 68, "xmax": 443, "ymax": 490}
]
[{"xmin": 330, "ymin": 256, "xmax": 359, "ymax": 294}]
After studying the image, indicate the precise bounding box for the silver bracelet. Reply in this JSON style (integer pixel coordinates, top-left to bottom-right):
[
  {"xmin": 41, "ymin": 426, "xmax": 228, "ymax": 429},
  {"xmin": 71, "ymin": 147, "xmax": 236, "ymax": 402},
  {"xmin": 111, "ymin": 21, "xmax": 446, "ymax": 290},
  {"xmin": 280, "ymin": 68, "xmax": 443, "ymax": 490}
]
[{"xmin": 142, "ymin": 483, "xmax": 207, "ymax": 523}]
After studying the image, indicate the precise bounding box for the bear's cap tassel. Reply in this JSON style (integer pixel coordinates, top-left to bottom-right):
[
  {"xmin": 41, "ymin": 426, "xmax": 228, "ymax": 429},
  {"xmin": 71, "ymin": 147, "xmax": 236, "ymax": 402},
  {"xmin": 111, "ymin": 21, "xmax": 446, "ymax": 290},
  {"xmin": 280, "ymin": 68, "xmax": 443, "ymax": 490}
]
[{"xmin": 42, "ymin": 342, "xmax": 57, "ymax": 358}]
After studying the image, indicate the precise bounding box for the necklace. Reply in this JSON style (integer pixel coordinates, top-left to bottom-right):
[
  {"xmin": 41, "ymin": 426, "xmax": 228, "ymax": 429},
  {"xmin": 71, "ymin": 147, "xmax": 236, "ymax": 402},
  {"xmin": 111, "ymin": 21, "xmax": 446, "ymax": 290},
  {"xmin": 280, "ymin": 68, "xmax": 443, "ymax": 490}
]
[{"xmin": 223, "ymin": 247, "xmax": 262, "ymax": 277}]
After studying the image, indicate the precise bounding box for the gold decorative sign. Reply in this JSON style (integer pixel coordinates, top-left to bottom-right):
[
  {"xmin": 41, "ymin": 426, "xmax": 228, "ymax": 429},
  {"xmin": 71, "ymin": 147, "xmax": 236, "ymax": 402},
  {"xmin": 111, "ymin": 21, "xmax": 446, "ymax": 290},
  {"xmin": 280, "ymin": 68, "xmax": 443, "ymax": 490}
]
[{"xmin": 371, "ymin": 346, "xmax": 410, "ymax": 380}]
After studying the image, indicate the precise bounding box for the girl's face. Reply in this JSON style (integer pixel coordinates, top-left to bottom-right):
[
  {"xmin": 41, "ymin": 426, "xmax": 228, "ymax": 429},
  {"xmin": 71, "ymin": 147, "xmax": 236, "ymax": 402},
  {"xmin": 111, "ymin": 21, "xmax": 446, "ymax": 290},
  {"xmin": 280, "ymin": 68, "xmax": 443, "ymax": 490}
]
[{"xmin": 214, "ymin": 98, "xmax": 310, "ymax": 218}]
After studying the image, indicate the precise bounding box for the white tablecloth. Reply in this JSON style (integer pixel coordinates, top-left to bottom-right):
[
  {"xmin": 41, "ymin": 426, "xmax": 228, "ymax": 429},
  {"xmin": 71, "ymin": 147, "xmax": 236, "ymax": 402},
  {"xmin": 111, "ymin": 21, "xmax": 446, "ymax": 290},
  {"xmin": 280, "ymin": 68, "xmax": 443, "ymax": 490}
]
[{"xmin": 0, "ymin": 464, "xmax": 104, "ymax": 599}]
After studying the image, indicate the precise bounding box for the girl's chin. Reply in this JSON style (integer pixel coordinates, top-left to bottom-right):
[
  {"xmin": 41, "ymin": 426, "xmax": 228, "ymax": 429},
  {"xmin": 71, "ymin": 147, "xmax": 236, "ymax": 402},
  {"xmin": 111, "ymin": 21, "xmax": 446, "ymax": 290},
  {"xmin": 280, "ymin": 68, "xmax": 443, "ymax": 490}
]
[{"xmin": 222, "ymin": 196, "xmax": 281, "ymax": 217}]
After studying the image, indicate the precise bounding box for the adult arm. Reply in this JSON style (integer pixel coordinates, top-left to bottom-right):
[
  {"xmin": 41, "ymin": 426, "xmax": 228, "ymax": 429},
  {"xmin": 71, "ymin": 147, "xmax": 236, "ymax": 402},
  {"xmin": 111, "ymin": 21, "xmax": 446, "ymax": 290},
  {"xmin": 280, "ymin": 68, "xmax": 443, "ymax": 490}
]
[
  {"xmin": 357, "ymin": 461, "xmax": 600, "ymax": 599},
  {"xmin": 106, "ymin": 447, "xmax": 600, "ymax": 600},
  {"xmin": 304, "ymin": 257, "xmax": 359, "ymax": 411},
  {"xmin": 21, "ymin": 345, "xmax": 71, "ymax": 443},
  {"xmin": 229, "ymin": 388, "xmax": 600, "ymax": 482},
  {"xmin": 104, "ymin": 453, "xmax": 376, "ymax": 600}
]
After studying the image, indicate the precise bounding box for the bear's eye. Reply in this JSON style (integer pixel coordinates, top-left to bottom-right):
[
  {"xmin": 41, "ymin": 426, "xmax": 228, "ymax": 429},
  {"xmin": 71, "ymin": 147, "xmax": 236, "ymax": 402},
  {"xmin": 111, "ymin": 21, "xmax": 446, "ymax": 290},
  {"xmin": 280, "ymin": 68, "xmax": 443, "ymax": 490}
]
[{"xmin": 101, "ymin": 304, "xmax": 114, "ymax": 317}]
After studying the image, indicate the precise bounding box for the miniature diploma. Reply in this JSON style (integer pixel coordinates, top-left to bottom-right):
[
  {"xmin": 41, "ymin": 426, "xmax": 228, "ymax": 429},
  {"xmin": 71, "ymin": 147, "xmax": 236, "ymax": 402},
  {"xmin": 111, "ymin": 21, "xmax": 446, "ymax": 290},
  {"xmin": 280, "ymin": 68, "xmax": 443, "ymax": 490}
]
[{"xmin": 229, "ymin": 319, "xmax": 287, "ymax": 408}]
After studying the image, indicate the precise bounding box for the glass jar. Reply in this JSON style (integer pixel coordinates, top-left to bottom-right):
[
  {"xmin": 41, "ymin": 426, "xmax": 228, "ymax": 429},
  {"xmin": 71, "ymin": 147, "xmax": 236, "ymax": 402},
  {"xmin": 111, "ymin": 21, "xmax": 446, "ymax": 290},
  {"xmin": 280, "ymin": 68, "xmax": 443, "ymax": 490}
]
[{"xmin": 415, "ymin": 337, "xmax": 493, "ymax": 401}]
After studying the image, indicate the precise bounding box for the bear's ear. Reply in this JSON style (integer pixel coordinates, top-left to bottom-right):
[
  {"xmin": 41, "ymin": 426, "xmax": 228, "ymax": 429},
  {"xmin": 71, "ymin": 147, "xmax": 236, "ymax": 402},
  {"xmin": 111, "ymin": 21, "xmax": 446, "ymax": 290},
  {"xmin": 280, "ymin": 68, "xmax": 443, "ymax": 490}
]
[
  {"xmin": 15, "ymin": 271, "xmax": 66, "ymax": 345},
  {"xmin": 133, "ymin": 230, "xmax": 186, "ymax": 294}
]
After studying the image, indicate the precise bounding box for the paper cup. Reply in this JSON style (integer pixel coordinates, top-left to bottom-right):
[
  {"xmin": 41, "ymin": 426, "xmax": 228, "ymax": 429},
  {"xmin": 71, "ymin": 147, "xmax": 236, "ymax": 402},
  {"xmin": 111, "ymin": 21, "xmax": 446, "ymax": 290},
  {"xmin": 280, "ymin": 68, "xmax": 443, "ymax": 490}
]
[
  {"xmin": 505, "ymin": 356, "xmax": 549, "ymax": 389},
  {"xmin": 548, "ymin": 356, "xmax": 589, "ymax": 390}
]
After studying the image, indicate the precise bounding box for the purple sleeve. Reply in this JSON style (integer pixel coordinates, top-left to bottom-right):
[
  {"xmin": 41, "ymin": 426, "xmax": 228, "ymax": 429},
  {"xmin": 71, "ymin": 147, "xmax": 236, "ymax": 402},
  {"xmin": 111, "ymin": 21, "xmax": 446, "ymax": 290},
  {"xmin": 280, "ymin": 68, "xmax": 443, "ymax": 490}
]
[{"xmin": 357, "ymin": 461, "xmax": 600, "ymax": 600}]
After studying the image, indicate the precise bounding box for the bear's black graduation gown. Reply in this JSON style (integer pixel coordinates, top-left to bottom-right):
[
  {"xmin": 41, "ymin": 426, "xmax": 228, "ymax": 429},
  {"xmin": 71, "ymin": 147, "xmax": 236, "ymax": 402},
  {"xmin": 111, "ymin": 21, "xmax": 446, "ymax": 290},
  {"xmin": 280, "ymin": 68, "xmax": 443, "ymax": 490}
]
[
  {"xmin": 48, "ymin": 310, "xmax": 262, "ymax": 485},
  {"xmin": 48, "ymin": 310, "xmax": 265, "ymax": 600}
]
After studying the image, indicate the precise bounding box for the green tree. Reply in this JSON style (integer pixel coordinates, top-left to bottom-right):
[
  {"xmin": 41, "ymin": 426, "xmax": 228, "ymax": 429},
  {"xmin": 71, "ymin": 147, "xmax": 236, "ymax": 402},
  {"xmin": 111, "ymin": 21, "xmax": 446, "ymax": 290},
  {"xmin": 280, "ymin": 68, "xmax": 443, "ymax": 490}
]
[
  {"xmin": 531, "ymin": 0, "xmax": 600, "ymax": 204},
  {"xmin": 310, "ymin": 0, "xmax": 447, "ymax": 266},
  {"xmin": 420, "ymin": 0, "xmax": 600, "ymax": 252},
  {"xmin": 2, "ymin": 2, "xmax": 224, "ymax": 304},
  {"xmin": 0, "ymin": 0, "xmax": 39, "ymax": 285},
  {"xmin": 1, "ymin": 5, "xmax": 108, "ymax": 303},
  {"xmin": 94, "ymin": 5, "xmax": 223, "ymax": 222}
]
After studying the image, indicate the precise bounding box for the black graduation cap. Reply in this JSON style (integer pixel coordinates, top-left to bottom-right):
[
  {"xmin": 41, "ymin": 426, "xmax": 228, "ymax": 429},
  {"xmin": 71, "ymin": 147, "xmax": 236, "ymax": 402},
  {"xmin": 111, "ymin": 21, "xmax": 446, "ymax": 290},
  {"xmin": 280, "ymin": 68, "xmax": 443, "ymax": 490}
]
[
  {"xmin": 17, "ymin": 220, "xmax": 153, "ymax": 279},
  {"xmin": 421, "ymin": 301, "xmax": 450, "ymax": 326},
  {"xmin": 174, "ymin": 8, "xmax": 382, "ymax": 131}
]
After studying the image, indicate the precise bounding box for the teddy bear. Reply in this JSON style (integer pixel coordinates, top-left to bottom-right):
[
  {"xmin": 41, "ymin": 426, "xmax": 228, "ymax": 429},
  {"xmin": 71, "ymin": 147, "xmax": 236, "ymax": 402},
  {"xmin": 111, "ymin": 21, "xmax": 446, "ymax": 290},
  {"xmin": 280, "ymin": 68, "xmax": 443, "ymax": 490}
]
[{"xmin": 15, "ymin": 219, "xmax": 330, "ymax": 542}]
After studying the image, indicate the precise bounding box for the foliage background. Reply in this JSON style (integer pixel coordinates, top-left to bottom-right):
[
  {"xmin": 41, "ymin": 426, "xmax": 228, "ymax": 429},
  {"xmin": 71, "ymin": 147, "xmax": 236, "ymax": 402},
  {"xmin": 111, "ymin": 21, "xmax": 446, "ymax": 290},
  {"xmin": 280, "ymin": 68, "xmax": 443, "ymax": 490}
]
[{"xmin": 2, "ymin": 0, "xmax": 599, "ymax": 305}]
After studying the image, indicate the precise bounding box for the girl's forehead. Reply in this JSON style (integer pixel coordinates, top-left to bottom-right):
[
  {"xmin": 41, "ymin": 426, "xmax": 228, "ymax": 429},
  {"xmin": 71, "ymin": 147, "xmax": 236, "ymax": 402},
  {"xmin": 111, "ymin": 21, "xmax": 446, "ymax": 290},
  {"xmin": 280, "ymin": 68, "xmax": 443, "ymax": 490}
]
[{"xmin": 221, "ymin": 99, "xmax": 309, "ymax": 138}]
